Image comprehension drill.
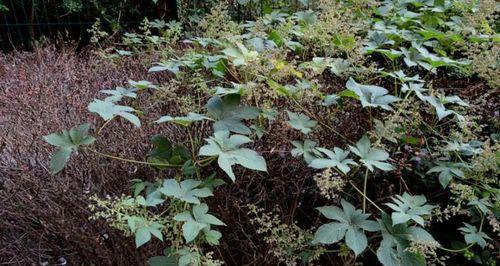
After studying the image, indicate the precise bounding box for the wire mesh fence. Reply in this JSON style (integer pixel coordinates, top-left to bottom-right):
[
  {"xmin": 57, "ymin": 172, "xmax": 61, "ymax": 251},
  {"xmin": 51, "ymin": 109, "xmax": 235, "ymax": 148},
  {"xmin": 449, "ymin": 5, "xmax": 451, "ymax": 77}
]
[
  {"xmin": 0, "ymin": 0, "xmax": 299, "ymax": 52},
  {"xmin": 0, "ymin": 0, "xmax": 176, "ymax": 51}
]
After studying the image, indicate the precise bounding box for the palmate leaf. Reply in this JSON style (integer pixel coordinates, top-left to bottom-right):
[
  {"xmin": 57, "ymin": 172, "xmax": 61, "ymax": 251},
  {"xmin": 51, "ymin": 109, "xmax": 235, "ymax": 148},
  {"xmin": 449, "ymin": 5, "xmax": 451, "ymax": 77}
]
[
  {"xmin": 313, "ymin": 200, "xmax": 379, "ymax": 256},
  {"xmin": 291, "ymin": 139, "xmax": 322, "ymax": 164},
  {"xmin": 287, "ymin": 111, "xmax": 317, "ymax": 134},
  {"xmin": 199, "ymin": 131, "xmax": 267, "ymax": 181},
  {"xmin": 349, "ymin": 135, "xmax": 394, "ymax": 172},
  {"xmin": 88, "ymin": 99, "xmax": 141, "ymax": 127},
  {"xmin": 149, "ymin": 60, "xmax": 182, "ymax": 74},
  {"xmin": 346, "ymin": 78, "xmax": 400, "ymax": 111},
  {"xmin": 309, "ymin": 147, "xmax": 357, "ymax": 174},
  {"xmin": 426, "ymin": 161, "xmax": 467, "ymax": 188},
  {"xmin": 372, "ymin": 49, "xmax": 403, "ymax": 61},
  {"xmin": 423, "ymin": 94, "xmax": 468, "ymax": 121},
  {"xmin": 444, "ymin": 140, "xmax": 483, "ymax": 157},
  {"xmin": 100, "ymin": 87, "xmax": 137, "ymax": 102},
  {"xmin": 205, "ymin": 94, "xmax": 260, "ymax": 135},
  {"xmin": 174, "ymin": 203, "xmax": 225, "ymax": 243},
  {"xmin": 401, "ymin": 82, "xmax": 427, "ymax": 101},
  {"xmin": 155, "ymin": 112, "xmax": 212, "ymax": 126},
  {"xmin": 214, "ymin": 82, "xmax": 248, "ymax": 96},
  {"xmin": 414, "ymin": 45, "xmax": 469, "ymax": 69},
  {"xmin": 459, "ymin": 223, "xmax": 491, "ymax": 248},
  {"xmin": 400, "ymin": 47, "xmax": 433, "ymax": 72},
  {"xmin": 376, "ymin": 212, "xmax": 438, "ymax": 266},
  {"xmin": 158, "ymin": 179, "xmax": 213, "ymax": 204},
  {"xmin": 222, "ymin": 42, "xmax": 259, "ymax": 66},
  {"xmin": 126, "ymin": 216, "xmax": 163, "ymax": 248},
  {"xmin": 43, "ymin": 123, "xmax": 96, "ymax": 175},
  {"xmin": 364, "ymin": 31, "xmax": 395, "ymax": 51},
  {"xmin": 129, "ymin": 79, "xmax": 156, "ymax": 89},
  {"xmin": 382, "ymin": 70, "xmax": 423, "ymax": 83},
  {"xmin": 385, "ymin": 193, "xmax": 435, "ymax": 226},
  {"xmin": 147, "ymin": 135, "xmax": 190, "ymax": 169}
]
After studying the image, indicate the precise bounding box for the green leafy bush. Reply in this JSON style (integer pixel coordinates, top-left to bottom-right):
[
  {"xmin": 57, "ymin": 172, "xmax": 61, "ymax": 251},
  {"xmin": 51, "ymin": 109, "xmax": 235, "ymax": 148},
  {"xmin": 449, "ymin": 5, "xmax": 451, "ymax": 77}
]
[{"xmin": 45, "ymin": 0, "xmax": 499, "ymax": 265}]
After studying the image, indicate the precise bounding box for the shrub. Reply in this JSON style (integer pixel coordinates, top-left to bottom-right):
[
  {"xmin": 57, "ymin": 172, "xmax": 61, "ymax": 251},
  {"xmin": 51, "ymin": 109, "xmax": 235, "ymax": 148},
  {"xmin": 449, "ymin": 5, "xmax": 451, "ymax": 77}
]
[{"xmin": 40, "ymin": 0, "xmax": 500, "ymax": 265}]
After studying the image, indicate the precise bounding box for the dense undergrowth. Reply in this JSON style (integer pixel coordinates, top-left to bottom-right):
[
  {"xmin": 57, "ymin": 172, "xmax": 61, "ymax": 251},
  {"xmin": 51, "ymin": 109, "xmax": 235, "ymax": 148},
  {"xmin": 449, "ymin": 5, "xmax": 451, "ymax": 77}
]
[{"xmin": 38, "ymin": 0, "xmax": 499, "ymax": 265}]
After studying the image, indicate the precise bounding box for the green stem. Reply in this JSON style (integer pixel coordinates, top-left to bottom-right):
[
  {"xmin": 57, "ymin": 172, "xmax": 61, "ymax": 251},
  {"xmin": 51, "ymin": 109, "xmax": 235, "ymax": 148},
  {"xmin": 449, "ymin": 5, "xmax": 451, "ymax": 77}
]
[
  {"xmin": 437, "ymin": 206, "xmax": 485, "ymax": 253},
  {"xmin": 362, "ymin": 168, "xmax": 369, "ymax": 213},
  {"xmin": 350, "ymin": 179, "xmax": 383, "ymax": 213},
  {"xmin": 87, "ymin": 148, "xmax": 182, "ymax": 168},
  {"xmin": 187, "ymin": 127, "xmax": 196, "ymax": 159},
  {"xmin": 197, "ymin": 156, "xmax": 216, "ymax": 167},
  {"xmin": 291, "ymin": 98, "xmax": 354, "ymax": 145},
  {"xmin": 97, "ymin": 119, "xmax": 113, "ymax": 135}
]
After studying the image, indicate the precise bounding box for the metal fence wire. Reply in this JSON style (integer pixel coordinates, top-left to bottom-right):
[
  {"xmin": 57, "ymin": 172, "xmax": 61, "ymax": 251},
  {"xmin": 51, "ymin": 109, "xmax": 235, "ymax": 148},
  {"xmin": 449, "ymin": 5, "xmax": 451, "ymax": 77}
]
[
  {"xmin": 0, "ymin": 0, "xmax": 291, "ymax": 52},
  {"xmin": 0, "ymin": 0, "xmax": 178, "ymax": 51}
]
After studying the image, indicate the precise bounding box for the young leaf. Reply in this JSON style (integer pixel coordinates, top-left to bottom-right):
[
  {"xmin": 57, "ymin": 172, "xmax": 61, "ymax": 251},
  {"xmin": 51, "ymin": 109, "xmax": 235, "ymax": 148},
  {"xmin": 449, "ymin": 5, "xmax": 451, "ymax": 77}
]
[
  {"xmin": 401, "ymin": 82, "xmax": 427, "ymax": 101},
  {"xmin": 426, "ymin": 161, "xmax": 467, "ymax": 188},
  {"xmin": 43, "ymin": 124, "xmax": 96, "ymax": 175},
  {"xmin": 129, "ymin": 79, "xmax": 156, "ymax": 89},
  {"xmin": 459, "ymin": 223, "xmax": 491, "ymax": 248},
  {"xmin": 287, "ymin": 111, "xmax": 317, "ymax": 134},
  {"xmin": 199, "ymin": 131, "xmax": 267, "ymax": 181},
  {"xmin": 346, "ymin": 78, "xmax": 400, "ymax": 111},
  {"xmin": 158, "ymin": 179, "xmax": 213, "ymax": 204},
  {"xmin": 309, "ymin": 147, "xmax": 357, "ymax": 174},
  {"xmin": 88, "ymin": 99, "xmax": 141, "ymax": 127},
  {"xmin": 206, "ymin": 94, "xmax": 260, "ymax": 135},
  {"xmin": 291, "ymin": 139, "xmax": 322, "ymax": 164},
  {"xmin": 147, "ymin": 135, "xmax": 190, "ymax": 168},
  {"xmin": 313, "ymin": 200, "xmax": 379, "ymax": 256},
  {"xmin": 385, "ymin": 193, "xmax": 435, "ymax": 226},
  {"xmin": 155, "ymin": 113, "xmax": 212, "ymax": 126},
  {"xmin": 349, "ymin": 135, "xmax": 394, "ymax": 172},
  {"xmin": 174, "ymin": 203, "xmax": 225, "ymax": 243},
  {"xmin": 222, "ymin": 42, "xmax": 258, "ymax": 66},
  {"xmin": 100, "ymin": 87, "xmax": 137, "ymax": 102}
]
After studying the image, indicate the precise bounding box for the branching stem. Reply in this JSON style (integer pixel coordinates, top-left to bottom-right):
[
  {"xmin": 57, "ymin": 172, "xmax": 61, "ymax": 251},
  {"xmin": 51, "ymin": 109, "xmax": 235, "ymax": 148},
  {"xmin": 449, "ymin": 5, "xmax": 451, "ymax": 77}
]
[{"xmin": 87, "ymin": 148, "xmax": 182, "ymax": 168}]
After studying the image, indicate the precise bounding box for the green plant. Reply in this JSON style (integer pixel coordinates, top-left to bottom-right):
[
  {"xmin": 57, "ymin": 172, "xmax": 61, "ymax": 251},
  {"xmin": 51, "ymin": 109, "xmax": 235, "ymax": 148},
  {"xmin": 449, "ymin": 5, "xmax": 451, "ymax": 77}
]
[{"xmin": 44, "ymin": 0, "xmax": 499, "ymax": 265}]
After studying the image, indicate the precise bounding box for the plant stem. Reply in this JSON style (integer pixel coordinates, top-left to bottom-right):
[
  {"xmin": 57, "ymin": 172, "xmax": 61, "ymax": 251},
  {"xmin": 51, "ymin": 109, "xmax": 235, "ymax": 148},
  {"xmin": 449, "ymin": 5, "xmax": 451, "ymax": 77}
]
[
  {"xmin": 291, "ymin": 98, "xmax": 354, "ymax": 145},
  {"xmin": 362, "ymin": 168, "xmax": 369, "ymax": 213},
  {"xmin": 350, "ymin": 179, "xmax": 383, "ymax": 213},
  {"xmin": 437, "ymin": 206, "xmax": 485, "ymax": 253},
  {"xmin": 87, "ymin": 148, "xmax": 182, "ymax": 168},
  {"xmin": 97, "ymin": 119, "xmax": 113, "ymax": 135}
]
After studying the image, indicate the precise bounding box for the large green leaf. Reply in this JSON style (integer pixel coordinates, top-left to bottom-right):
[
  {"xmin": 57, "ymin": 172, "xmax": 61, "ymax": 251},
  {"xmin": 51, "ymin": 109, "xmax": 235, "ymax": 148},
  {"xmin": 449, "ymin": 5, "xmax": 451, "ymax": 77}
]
[
  {"xmin": 346, "ymin": 78, "xmax": 400, "ymax": 111},
  {"xmin": 158, "ymin": 179, "xmax": 213, "ymax": 204},
  {"xmin": 174, "ymin": 204, "xmax": 225, "ymax": 243},
  {"xmin": 291, "ymin": 139, "xmax": 322, "ymax": 164},
  {"xmin": 313, "ymin": 200, "xmax": 378, "ymax": 256},
  {"xmin": 287, "ymin": 111, "xmax": 317, "ymax": 134},
  {"xmin": 385, "ymin": 193, "xmax": 435, "ymax": 226},
  {"xmin": 426, "ymin": 161, "xmax": 467, "ymax": 188},
  {"xmin": 349, "ymin": 135, "xmax": 394, "ymax": 172},
  {"xmin": 100, "ymin": 87, "xmax": 137, "ymax": 102},
  {"xmin": 206, "ymin": 94, "xmax": 260, "ymax": 135},
  {"xmin": 88, "ymin": 99, "xmax": 141, "ymax": 127},
  {"xmin": 43, "ymin": 124, "xmax": 96, "ymax": 175},
  {"xmin": 199, "ymin": 131, "xmax": 267, "ymax": 181},
  {"xmin": 376, "ymin": 212, "xmax": 434, "ymax": 266},
  {"xmin": 309, "ymin": 147, "xmax": 357, "ymax": 174},
  {"xmin": 155, "ymin": 112, "xmax": 212, "ymax": 126}
]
